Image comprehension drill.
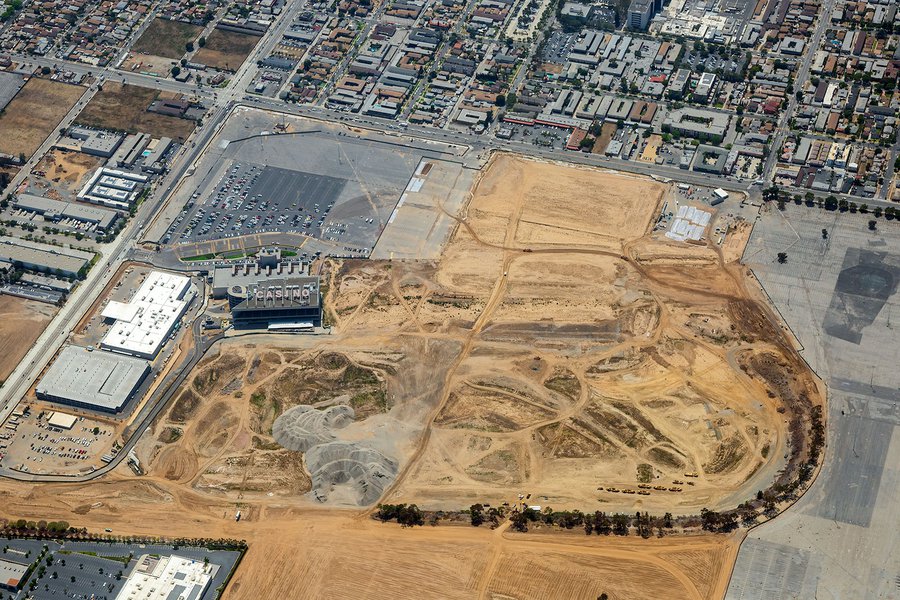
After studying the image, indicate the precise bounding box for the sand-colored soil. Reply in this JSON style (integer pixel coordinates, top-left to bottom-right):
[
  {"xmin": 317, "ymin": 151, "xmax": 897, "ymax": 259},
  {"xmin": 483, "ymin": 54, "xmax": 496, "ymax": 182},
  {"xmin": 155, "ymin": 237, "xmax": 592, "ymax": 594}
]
[
  {"xmin": 0, "ymin": 295, "xmax": 56, "ymax": 382},
  {"xmin": 30, "ymin": 149, "xmax": 103, "ymax": 195},
  {"xmin": 0, "ymin": 78, "xmax": 85, "ymax": 159},
  {"xmin": 0, "ymin": 154, "xmax": 820, "ymax": 599},
  {"xmin": 0, "ymin": 477, "xmax": 738, "ymax": 599}
]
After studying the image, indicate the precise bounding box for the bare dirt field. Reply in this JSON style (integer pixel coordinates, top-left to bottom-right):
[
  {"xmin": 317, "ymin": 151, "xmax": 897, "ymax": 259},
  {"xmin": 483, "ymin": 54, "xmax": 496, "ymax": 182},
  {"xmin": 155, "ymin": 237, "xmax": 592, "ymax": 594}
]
[
  {"xmin": 0, "ymin": 295, "xmax": 56, "ymax": 382},
  {"xmin": 0, "ymin": 478, "xmax": 738, "ymax": 599},
  {"xmin": 74, "ymin": 83, "xmax": 196, "ymax": 142},
  {"xmin": 29, "ymin": 149, "xmax": 104, "ymax": 196},
  {"xmin": 0, "ymin": 78, "xmax": 84, "ymax": 159},
  {"xmin": 130, "ymin": 18, "xmax": 202, "ymax": 60},
  {"xmin": 0, "ymin": 154, "xmax": 820, "ymax": 599},
  {"xmin": 193, "ymin": 29, "xmax": 260, "ymax": 72},
  {"xmin": 124, "ymin": 155, "xmax": 814, "ymax": 518}
]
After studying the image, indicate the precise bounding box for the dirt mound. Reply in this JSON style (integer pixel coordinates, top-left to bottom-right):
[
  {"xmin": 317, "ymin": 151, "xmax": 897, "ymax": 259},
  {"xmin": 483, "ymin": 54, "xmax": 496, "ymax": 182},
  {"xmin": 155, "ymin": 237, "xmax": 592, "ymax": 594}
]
[
  {"xmin": 272, "ymin": 405, "xmax": 355, "ymax": 452},
  {"xmin": 304, "ymin": 442, "xmax": 398, "ymax": 505}
]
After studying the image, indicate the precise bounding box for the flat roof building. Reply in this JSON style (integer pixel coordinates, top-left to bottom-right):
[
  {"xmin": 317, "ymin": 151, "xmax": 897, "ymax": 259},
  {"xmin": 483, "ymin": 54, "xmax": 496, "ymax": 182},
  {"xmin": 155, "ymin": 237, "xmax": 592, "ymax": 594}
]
[
  {"xmin": 78, "ymin": 168, "xmax": 149, "ymax": 210},
  {"xmin": 694, "ymin": 72, "xmax": 716, "ymax": 99},
  {"xmin": 0, "ymin": 236, "xmax": 92, "ymax": 277},
  {"xmin": 628, "ymin": 0, "xmax": 654, "ymax": 29},
  {"xmin": 211, "ymin": 251, "xmax": 308, "ymax": 298},
  {"xmin": 116, "ymin": 554, "xmax": 216, "ymax": 600},
  {"xmin": 663, "ymin": 107, "xmax": 730, "ymax": 143},
  {"xmin": 36, "ymin": 346, "xmax": 150, "ymax": 413},
  {"xmin": 229, "ymin": 277, "xmax": 322, "ymax": 329},
  {"xmin": 0, "ymin": 558, "xmax": 28, "ymax": 591},
  {"xmin": 14, "ymin": 193, "xmax": 118, "ymax": 230},
  {"xmin": 100, "ymin": 271, "xmax": 192, "ymax": 359},
  {"xmin": 55, "ymin": 127, "xmax": 124, "ymax": 158}
]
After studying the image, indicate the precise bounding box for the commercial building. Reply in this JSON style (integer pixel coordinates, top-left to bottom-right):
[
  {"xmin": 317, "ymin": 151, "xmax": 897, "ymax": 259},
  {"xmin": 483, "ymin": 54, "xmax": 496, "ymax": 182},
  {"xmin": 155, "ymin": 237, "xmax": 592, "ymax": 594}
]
[
  {"xmin": 109, "ymin": 133, "xmax": 150, "ymax": 168},
  {"xmin": 116, "ymin": 554, "xmax": 215, "ymax": 600},
  {"xmin": 663, "ymin": 107, "xmax": 730, "ymax": 143},
  {"xmin": 229, "ymin": 277, "xmax": 322, "ymax": 329},
  {"xmin": 627, "ymin": 0, "xmax": 654, "ymax": 30},
  {"xmin": 0, "ymin": 236, "xmax": 93, "ymax": 277},
  {"xmin": 47, "ymin": 411, "xmax": 78, "ymax": 429},
  {"xmin": 0, "ymin": 558, "xmax": 29, "ymax": 591},
  {"xmin": 20, "ymin": 273, "xmax": 75, "ymax": 292},
  {"xmin": 100, "ymin": 271, "xmax": 193, "ymax": 359},
  {"xmin": 35, "ymin": 345, "xmax": 150, "ymax": 413},
  {"xmin": 694, "ymin": 72, "xmax": 716, "ymax": 100},
  {"xmin": 77, "ymin": 168, "xmax": 149, "ymax": 210},
  {"xmin": 140, "ymin": 137, "xmax": 173, "ymax": 174},
  {"xmin": 211, "ymin": 248, "xmax": 307, "ymax": 298},
  {"xmin": 54, "ymin": 127, "xmax": 124, "ymax": 158},
  {"xmin": 14, "ymin": 193, "xmax": 118, "ymax": 230},
  {"xmin": 692, "ymin": 144, "xmax": 731, "ymax": 174}
]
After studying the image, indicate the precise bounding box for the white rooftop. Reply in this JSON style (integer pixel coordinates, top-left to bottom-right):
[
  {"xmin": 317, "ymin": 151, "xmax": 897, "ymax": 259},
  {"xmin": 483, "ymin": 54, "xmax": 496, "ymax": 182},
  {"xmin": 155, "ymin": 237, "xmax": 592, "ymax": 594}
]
[
  {"xmin": 115, "ymin": 554, "xmax": 215, "ymax": 600},
  {"xmin": 100, "ymin": 271, "xmax": 191, "ymax": 359}
]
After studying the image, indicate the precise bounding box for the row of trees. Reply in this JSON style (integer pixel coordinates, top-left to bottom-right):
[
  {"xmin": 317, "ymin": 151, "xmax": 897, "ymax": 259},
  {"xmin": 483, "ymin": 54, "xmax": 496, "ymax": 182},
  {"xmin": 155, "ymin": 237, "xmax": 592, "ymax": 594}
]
[
  {"xmin": 375, "ymin": 504, "xmax": 424, "ymax": 527},
  {"xmin": 766, "ymin": 185, "xmax": 899, "ymax": 220}
]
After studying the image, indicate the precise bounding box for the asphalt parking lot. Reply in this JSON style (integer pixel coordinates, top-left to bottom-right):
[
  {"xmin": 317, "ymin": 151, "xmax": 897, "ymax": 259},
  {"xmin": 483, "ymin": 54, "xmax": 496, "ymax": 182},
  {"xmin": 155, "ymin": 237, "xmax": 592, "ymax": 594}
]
[
  {"xmin": 0, "ymin": 538, "xmax": 241, "ymax": 600},
  {"xmin": 163, "ymin": 110, "xmax": 441, "ymax": 256},
  {"xmin": 167, "ymin": 162, "xmax": 347, "ymax": 244}
]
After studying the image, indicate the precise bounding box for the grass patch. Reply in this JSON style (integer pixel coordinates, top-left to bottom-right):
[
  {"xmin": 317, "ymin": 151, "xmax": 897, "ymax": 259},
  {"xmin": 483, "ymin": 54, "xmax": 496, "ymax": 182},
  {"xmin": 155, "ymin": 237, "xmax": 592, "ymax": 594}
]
[
  {"xmin": 158, "ymin": 426, "xmax": 183, "ymax": 444},
  {"xmin": 250, "ymin": 391, "xmax": 267, "ymax": 409},
  {"xmin": 181, "ymin": 253, "xmax": 216, "ymax": 262},
  {"xmin": 636, "ymin": 463, "xmax": 653, "ymax": 483},
  {"xmin": 131, "ymin": 18, "xmax": 202, "ymax": 59},
  {"xmin": 350, "ymin": 389, "xmax": 389, "ymax": 413},
  {"xmin": 342, "ymin": 364, "xmax": 379, "ymax": 386}
]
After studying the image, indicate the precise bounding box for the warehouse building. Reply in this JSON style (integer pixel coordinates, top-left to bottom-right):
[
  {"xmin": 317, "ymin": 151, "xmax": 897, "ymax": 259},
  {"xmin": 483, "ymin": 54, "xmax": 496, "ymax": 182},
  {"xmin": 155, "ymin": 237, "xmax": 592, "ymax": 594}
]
[
  {"xmin": 229, "ymin": 277, "xmax": 322, "ymax": 329},
  {"xmin": 100, "ymin": 271, "xmax": 193, "ymax": 359},
  {"xmin": 109, "ymin": 133, "xmax": 150, "ymax": 168},
  {"xmin": 35, "ymin": 346, "xmax": 150, "ymax": 413},
  {"xmin": 14, "ymin": 193, "xmax": 118, "ymax": 230},
  {"xmin": 0, "ymin": 236, "xmax": 92, "ymax": 277}
]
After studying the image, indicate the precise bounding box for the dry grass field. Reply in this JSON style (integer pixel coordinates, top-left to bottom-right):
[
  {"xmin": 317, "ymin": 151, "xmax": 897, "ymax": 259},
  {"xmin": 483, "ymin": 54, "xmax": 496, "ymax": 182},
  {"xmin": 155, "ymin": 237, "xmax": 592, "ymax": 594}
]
[
  {"xmin": 193, "ymin": 29, "xmax": 260, "ymax": 71},
  {"xmin": 0, "ymin": 295, "xmax": 56, "ymax": 382},
  {"xmin": 0, "ymin": 78, "xmax": 84, "ymax": 159},
  {"xmin": 130, "ymin": 18, "xmax": 202, "ymax": 60},
  {"xmin": 74, "ymin": 83, "xmax": 196, "ymax": 142}
]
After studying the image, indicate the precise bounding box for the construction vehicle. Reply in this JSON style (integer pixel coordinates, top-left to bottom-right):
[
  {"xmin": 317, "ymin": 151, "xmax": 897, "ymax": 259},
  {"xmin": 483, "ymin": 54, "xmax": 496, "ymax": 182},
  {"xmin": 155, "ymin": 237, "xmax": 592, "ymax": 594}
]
[
  {"xmin": 622, "ymin": 489, "xmax": 636, "ymax": 494},
  {"xmin": 637, "ymin": 490, "xmax": 650, "ymax": 496},
  {"xmin": 606, "ymin": 487, "xmax": 620, "ymax": 493},
  {"xmin": 684, "ymin": 472, "xmax": 699, "ymax": 477}
]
